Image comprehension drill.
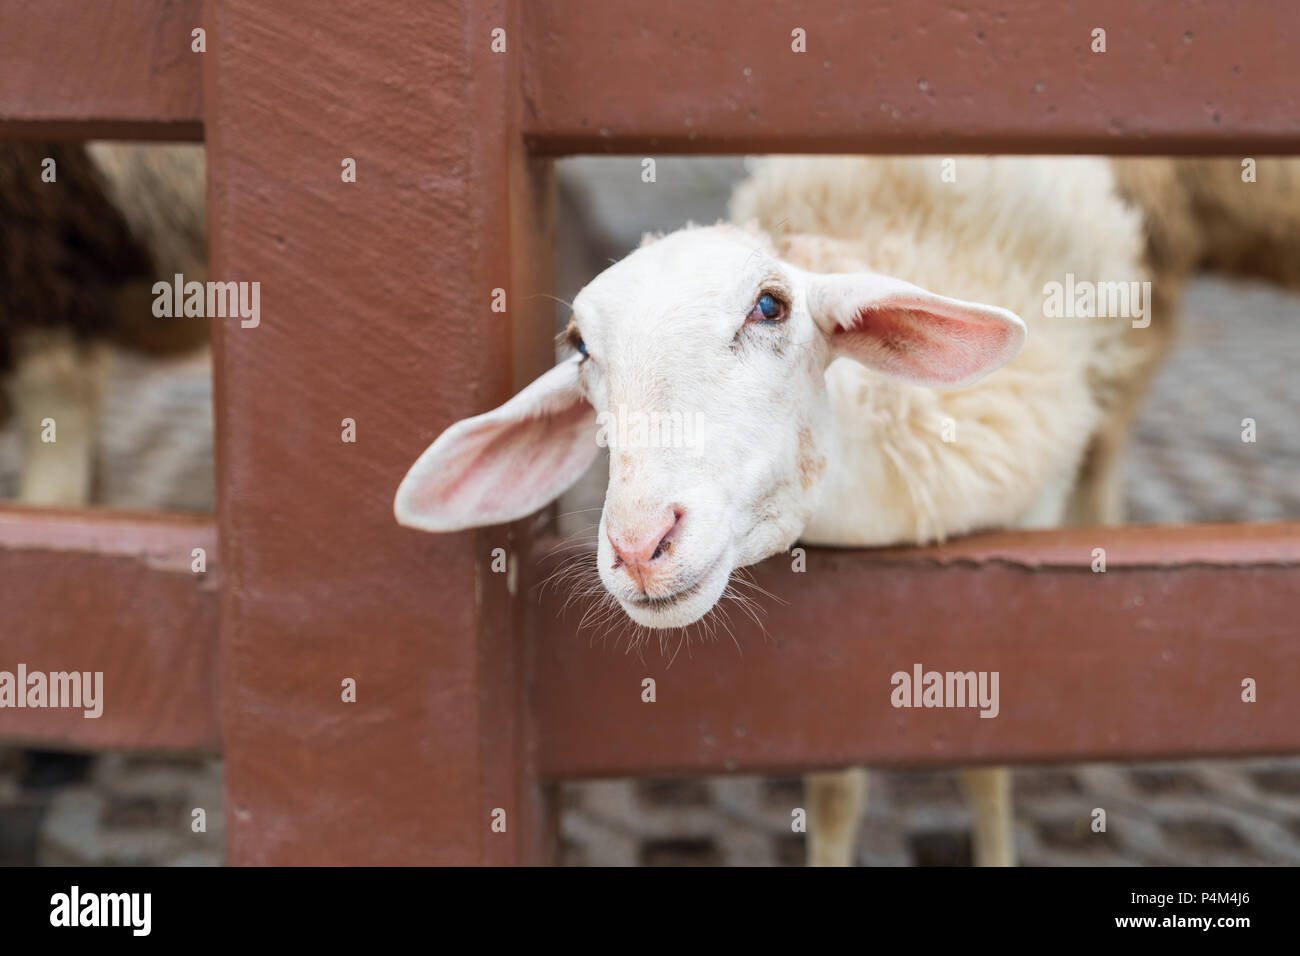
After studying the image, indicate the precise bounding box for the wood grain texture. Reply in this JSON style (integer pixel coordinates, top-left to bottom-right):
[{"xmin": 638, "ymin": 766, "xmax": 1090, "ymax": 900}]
[
  {"xmin": 207, "ymin": 0, "xmax": 554, "ymax": 864},
  {"xmin": 0, "ymin": 506, "xmax": 219, "ymax": 749},
  {"xmin": 522, "ymin": 0, "xmax": 1300, "ymax": 155},
  {"xmin": 0, "ymin": 0, "xmax": 203, "ymax": 140},
  {"xmin": 532, "ymin": 524, "xmax": 1300, "ymax": 777},
  {"xmin": 5, "ymin": 0, "xmax": 1298, "ymax": 153}
]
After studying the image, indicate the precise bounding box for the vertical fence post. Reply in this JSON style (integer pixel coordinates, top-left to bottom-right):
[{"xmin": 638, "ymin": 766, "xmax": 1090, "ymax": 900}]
[{"xmin": 206, "ymin": 0, "xmax": 553, "ymax": 864}]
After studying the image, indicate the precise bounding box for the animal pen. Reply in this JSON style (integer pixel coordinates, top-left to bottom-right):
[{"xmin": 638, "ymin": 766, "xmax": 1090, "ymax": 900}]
[{"xmin": 1, "ymin": 0, "xmax": 1297, "ymax": 865}]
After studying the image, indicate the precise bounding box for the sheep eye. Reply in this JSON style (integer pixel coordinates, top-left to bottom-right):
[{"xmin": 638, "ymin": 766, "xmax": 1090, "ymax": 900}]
[
  {"xmin": 747, "ymin": 292, "xmax": 788, "ymax": 325},
  {"xmin": 563, "ymin": 318, "xmax": 588, "ymax": 358}
]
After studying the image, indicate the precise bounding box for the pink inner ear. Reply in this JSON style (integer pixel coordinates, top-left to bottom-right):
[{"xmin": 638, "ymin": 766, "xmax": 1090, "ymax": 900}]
[
  {"xmin": 414, "ymin": 398, "xmax": 593, "ymax": 517},
  {"xmin": 840, "ymin": 303, "xmax": 1016, "ymax": 385}
]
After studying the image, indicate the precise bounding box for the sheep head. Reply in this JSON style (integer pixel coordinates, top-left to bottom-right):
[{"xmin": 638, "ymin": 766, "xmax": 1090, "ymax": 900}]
[{"xmin": 395, "ymin": 224, "xmax": 1025, "ymax": 629}]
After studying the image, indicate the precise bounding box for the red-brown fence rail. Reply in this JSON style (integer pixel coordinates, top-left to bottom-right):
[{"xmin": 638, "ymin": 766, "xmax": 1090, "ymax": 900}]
[
  {"xmin": 0, "ymin": 1, "xmax": 203, "ymax": 140},
  {"xmin": 520, "ymin": 0, "xmax": 1300, "ymax": 155},
  {"xmin": 532, "ymin": 524, "xmax": 1300, "ymax": 778},
  {"xmin": 0, "ymin": 506, "xmax": 219, "ymax": 750},
  {"xmin": 0, "ymin": 0, "xmax": 1297, "ymax": 864}
]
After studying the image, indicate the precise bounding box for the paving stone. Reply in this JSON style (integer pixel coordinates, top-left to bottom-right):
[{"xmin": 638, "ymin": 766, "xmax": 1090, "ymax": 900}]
[{"xmin": 0, "ymin": 803, "xmax": 45, "ymax": 866}]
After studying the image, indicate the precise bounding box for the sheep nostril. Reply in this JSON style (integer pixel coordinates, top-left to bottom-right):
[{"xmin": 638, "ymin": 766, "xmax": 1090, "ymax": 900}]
[
  {"xmin": 608, "ymin": 506, "xmax": 683, "ymax": 578},
  {"xmin": 651, "ymin": 520, "xmax": 680, "ymax": 562},
  {"xmin": 650, "ymin": 507, "xmax": 684, "ymax": 561}
]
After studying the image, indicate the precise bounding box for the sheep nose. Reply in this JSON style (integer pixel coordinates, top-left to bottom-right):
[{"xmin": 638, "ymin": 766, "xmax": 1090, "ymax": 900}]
[{"xmin": 607, "ymin": 508, "xmax": 683, "ymax": 591}]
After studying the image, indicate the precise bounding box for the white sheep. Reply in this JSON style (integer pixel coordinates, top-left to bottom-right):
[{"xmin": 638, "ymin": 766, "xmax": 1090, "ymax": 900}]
[{"xmin": 395, "ymin": 155, "xmax": 1285, "ymax": 866}]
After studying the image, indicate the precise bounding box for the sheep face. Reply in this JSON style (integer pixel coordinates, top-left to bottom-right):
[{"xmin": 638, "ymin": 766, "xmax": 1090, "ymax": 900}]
[{"xmin": 395, "ymin": 225, "xmax": 1025, "ymax": 630}]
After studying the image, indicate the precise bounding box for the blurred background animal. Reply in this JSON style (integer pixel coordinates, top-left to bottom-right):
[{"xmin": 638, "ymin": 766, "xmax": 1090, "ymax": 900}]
[{"xmin": 0, "ymin": 141, "xmax": 207, "ymax": 507}]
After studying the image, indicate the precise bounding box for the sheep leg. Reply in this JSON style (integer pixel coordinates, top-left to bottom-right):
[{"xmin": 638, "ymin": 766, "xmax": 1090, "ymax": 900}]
[
  {"xmin": 13, "ymin": 330, "xmax": 105, "ymax": 506},
  {"xmin": 804, "ymin": 768, "xmax": 868, "ymax": 866},
  {"xmin": 1065, "ymin": 400, "xmax": 1147, "ymax": 527},
  {"xmin": 960, "ymin": 767, "xmax": 1015, "ymax": 866}
]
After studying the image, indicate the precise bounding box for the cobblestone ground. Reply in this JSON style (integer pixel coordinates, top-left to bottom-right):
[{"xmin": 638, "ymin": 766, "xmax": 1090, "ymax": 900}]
[
  {"xmin": 561, "ymin": 759, "xmax": 1300, "ymax": 866},
  {"xmin": 0, "ymin": 751, "xmax": 224, "ymax": 866},
  {"xmin": 1, "ymin": 159, "xmax": 1297, "ymax": 866}
]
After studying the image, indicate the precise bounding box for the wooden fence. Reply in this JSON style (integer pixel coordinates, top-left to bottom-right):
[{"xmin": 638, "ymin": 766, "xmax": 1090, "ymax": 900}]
[{"xmin": 1, "ymin": 0, "xmax": 1297, "ymax": 864}]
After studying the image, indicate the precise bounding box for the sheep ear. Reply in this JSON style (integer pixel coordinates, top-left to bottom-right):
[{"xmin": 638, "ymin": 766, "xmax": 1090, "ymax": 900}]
[
  {"xmin": 806, "ymin": 271, "xmax": 1026, "ymax": 388},
  {"xmin": 394, "ymin": 355, "xmax": 598, "ymax": 532}
]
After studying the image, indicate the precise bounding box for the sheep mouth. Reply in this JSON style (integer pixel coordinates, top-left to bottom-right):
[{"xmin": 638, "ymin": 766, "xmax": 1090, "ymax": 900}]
[
  {"xmin": 628, "ymin": 578, "xmax": 707, "ymax": 610},
  {"xmin": 625, "ymin": 555, "xmax": 727, "ymax": 610}
]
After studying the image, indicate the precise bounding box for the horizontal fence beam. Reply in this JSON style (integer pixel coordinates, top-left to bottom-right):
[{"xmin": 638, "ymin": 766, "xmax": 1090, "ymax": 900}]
[
  {"xmin": 531, "ymin": 522, "xmax": 1300, "ymax": 778},
  {"xmin": 4, "ymin": 514, "xmax": 1296, "ymax": 771},
  {"xmin": 522, "ymin": 0, "xmax": 1300, "ymax": 155},
  {"xmin": 0, "ymin": 507, "xmax": 219, "ymax": 750},
  {"xmin": 5, "ymin": 2, "xmax": 1297, "ymax": 155},
  {"xmin": 0, "ymin": 0, "xmax": 203, "ymax": 140}
]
